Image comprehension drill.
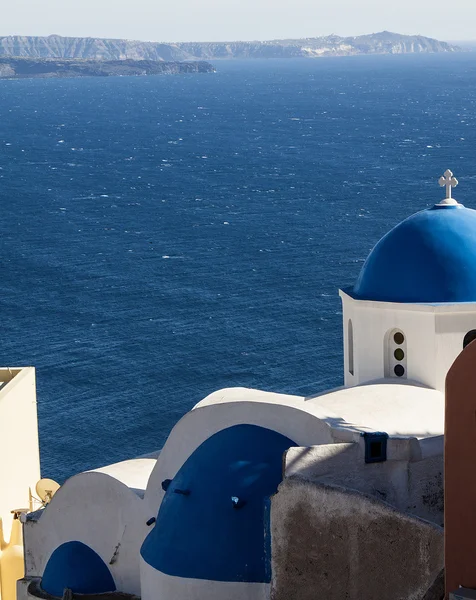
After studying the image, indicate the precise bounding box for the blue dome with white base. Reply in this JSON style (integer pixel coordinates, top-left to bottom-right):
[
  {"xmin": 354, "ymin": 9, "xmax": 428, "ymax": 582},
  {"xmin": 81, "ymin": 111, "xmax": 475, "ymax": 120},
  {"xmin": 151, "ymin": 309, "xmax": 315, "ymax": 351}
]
[{"xmin": 353, "ymin": 203, "xmax": 476, "ymax": 304}]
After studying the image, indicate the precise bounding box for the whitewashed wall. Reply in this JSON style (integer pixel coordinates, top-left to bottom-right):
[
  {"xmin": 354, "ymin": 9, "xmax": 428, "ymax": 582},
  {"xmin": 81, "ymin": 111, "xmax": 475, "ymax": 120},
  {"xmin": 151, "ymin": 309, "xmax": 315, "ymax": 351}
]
[
  {"xmin": 23, "ymin": 460, "xmax": 156, "ymax": 596},
  {"xmin": 340, "ymin": 290, "xmax": 476, "ymax": 392}
]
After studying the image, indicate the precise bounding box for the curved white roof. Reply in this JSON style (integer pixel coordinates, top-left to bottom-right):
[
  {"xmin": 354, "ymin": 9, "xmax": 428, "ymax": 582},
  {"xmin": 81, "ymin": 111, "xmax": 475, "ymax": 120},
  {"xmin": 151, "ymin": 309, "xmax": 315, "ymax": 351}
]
[
  {"xmin": 305, "ymin": 380, "xmax": 444, "ymax": 439},
  {"xmin": 196, "ymin": 382, "xmax": 444, "ymax": 441}
]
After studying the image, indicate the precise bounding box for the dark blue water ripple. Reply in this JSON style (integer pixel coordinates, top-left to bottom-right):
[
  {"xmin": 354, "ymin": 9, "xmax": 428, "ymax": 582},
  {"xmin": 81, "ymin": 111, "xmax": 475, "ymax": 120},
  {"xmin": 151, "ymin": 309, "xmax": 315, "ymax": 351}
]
[{"xmin": 0, "ymin": 53, "xmax": 475, "ymax": 480}]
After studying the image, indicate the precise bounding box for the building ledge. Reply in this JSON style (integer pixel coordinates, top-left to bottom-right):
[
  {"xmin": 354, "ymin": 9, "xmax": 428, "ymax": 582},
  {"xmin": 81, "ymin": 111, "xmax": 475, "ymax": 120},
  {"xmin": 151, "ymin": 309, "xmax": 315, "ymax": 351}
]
[{"xmin": 23, "ymin": 578, "xmax": 140, "ymax": 600}]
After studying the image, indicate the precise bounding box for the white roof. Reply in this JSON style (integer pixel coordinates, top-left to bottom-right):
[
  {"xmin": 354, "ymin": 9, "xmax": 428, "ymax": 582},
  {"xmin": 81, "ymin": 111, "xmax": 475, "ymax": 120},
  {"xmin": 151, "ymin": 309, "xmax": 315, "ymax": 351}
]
[
  {"xmin": 306, "ymin": 381, "xmax": 444, "ymax": 439},
  {"xmin": 91, "ymin": 458, "xmax": 156, "ymax": 494},
  {"xmin": 196, "ymin": 382, "xmax": 444, "ymax": 442}
]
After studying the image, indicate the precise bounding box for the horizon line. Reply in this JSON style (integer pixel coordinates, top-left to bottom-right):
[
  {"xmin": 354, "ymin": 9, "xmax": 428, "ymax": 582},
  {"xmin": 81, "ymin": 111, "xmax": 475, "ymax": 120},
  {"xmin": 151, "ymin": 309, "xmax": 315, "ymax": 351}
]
[{"xmin": 0, "ymin": 30, "xmax": 460, "ymax": 45}]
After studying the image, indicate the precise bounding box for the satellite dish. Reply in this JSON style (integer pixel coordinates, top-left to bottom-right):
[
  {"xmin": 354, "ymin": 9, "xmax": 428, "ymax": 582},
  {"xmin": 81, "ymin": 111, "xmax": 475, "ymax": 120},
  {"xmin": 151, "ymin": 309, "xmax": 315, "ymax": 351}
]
[{"xmin": 36, "ymin": 479, "xmax": 60, "ymax": 505}]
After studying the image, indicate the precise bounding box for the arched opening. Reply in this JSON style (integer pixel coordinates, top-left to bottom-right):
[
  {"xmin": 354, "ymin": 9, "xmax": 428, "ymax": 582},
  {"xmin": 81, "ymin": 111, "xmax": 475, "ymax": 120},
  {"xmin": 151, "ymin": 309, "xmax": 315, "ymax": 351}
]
[
  {"xmin": 42, "ymin": 541, "xmax": 116, "ymax": 597},
  {"xmin": 384, "ymin": 329, "xmax": 407, "ymax": 379},
  {"xmin": 463, "ymin": 330, "xmax": 476, "ymax": 349},
  {"xmin": 141, "ymin": 424, "xmax": 296, "ymax": 583},
  {"xmin": 348, "ymin": 319, "xmax": 354, "ymax": 376}
]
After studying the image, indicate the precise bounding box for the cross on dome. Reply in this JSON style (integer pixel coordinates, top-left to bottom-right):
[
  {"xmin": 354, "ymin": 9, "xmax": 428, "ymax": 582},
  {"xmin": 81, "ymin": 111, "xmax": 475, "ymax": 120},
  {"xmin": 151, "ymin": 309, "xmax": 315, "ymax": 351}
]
[
  {"xmin": 437, "ymin": 169, "xmax": 459, "ymax": 206},
  {"xmin": 436, "ymin": 169, "xmax": 459, "ymax": 206},
  {"xmin": 439, "ymin": 169, "xmax": 458, "ymax": 198}
]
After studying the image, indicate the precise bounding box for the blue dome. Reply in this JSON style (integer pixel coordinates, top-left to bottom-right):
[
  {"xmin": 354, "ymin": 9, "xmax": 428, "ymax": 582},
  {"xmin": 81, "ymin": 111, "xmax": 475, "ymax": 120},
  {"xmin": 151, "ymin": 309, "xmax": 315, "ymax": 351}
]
[
  {"xmin": 42, "ymin": 541, "xmax": 116, "ymax": 597},
  {"xmin": 353, "ymin": 205, "xmax": 476, "ymax": 303},
  {"xmin": 141, "ymin": 424, "xmax": 295, "ymax": 583}
]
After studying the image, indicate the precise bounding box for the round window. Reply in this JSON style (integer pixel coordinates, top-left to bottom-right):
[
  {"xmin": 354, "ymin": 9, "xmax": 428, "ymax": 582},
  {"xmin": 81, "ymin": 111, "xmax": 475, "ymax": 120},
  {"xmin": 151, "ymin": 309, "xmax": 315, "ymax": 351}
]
[
  {"xmin": 394, "ymin": 332, "xmax": 405, "ymax": 345},
  {"xmin": 394, "ymin": 364, "xmax": 405, "ymax": 377},
  {"xmin": 394, "ymin": 348, "xmax": 405, "ymax": 361}
]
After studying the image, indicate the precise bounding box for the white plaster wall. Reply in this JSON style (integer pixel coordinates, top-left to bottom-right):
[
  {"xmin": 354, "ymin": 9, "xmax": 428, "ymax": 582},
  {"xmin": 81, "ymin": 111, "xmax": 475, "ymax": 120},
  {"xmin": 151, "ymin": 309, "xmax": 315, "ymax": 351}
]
[
  {"xmin": 140, "ymin": 561, "xmax": 269, "ymax": 600},
  {"xmin": 23, "ymin": 470, "xmax": 152, "ymax": 596},
  {"xmin": 92, "ymin": 458, "xmax": 156, "ymax": 499},
  {"xmin": 341, "ymin": 293, "xmax": 437, "ymax": 388},
  {"xmin": 341, "ymin": 292, "xmax": 476, "ymax": 392},
  {"xmin": 0, "ymin": 368, "xmax": 40, "ymax": 539}
]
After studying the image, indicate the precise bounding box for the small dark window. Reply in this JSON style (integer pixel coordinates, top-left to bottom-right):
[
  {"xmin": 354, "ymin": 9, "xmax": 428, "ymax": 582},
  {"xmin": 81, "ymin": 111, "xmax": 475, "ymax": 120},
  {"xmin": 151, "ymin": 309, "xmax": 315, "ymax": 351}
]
[
  {"xmin": 463, "ymin": 330, "xmax": 476, "ymax": 349},
  {"xmin": 385, "ymin": 328, "xmax": 407, "ymax": 379},
  {"xmin": 394, "ymin": 332, "xmax": 405, "ymax": 345},
  {"xmin": 394, "ymin": 364, "xmax": 405, "ymax": 377},
  {"xmin": 394, "ymin": 348, "xmax": 405, "ymax": 361},
  {"xmin": 369, "ymin": 441, "xmax": 382, "ymax": 459},
  {"xmin": 348, "ymin": 319, "xmax": 354, "ymax": 376},
  {"xmin": 363, "ymin": 432, "xmax": 389, "ymax": 464}
]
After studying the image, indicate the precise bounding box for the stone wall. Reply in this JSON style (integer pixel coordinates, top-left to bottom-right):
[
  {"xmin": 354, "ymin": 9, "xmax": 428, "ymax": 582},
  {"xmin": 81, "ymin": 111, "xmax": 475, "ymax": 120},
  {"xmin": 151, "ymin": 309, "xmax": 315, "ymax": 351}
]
[
  {"xmin": 271, "ymin": 477, "xmax": 443, "ymax": 600},
  {"xmin": 285, "ymin": 441, "xmax": 444, "ymax": 525}
]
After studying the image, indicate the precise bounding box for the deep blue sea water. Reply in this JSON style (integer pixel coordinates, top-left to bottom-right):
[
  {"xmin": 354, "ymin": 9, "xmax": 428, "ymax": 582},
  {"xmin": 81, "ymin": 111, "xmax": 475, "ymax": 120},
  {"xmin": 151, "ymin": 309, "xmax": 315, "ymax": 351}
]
[{"xmin": 1, "ymin": 53, "xmax": 476, "ymax": 481}]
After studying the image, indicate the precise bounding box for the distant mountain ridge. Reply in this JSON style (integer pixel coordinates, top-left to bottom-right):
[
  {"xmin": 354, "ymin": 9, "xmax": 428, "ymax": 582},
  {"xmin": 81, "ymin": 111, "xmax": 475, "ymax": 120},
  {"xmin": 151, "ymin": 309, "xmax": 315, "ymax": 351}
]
[{"xmin": 0, "ymin": 31, "xmax": 460, "ymax": 61}]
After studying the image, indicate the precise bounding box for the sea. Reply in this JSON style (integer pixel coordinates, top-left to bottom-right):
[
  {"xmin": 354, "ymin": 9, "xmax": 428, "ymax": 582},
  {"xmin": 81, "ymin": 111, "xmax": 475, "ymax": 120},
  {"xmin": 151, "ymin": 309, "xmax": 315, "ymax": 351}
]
[{"xmin": 1, "ymin": 53, "xmax": 476, "ymax": 481}]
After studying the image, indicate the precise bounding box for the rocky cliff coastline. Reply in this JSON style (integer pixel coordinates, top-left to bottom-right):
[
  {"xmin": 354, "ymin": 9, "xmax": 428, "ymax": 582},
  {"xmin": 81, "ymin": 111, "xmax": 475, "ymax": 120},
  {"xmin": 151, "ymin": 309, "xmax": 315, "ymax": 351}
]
[
  {"xmin": 0, "ymin": 58, "xmax": 215, "ymax": 79},
  {"xmin": 0, "ymin": 31, "xmax": 460, "ymax": 62}
]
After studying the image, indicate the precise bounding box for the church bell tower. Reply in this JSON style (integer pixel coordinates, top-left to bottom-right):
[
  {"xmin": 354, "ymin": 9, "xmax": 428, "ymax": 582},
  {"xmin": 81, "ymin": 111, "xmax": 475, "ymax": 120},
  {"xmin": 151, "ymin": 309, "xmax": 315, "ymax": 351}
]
[{"xmin": 340, "ymin": 170, "xmax": 476, "ymax": 393}]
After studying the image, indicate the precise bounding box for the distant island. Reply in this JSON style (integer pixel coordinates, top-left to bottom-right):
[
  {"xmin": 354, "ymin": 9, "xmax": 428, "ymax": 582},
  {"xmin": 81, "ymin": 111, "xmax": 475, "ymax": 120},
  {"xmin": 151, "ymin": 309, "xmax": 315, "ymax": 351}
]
[
  {"xmin": 0, "ymin": 32, "xmax": 460, "ymax": 62},
  {"xmin": 0, "ymin": 58, "xmax": 215, "ymax": 79}
]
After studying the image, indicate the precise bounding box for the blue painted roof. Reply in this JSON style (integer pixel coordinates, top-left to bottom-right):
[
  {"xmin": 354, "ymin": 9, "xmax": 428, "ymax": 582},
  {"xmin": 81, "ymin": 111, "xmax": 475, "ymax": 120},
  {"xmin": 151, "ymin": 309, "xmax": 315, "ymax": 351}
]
[
  {"xmin": 42, "ymin": 541, "xmax": 116, "ymax": 597},
  {"xmin": 353, "ymin": 204, "xmax": 476, "ymax": 303},
  {"xmin": 141, "ymin": 424, "xmax": 295, "ymax": 583}
]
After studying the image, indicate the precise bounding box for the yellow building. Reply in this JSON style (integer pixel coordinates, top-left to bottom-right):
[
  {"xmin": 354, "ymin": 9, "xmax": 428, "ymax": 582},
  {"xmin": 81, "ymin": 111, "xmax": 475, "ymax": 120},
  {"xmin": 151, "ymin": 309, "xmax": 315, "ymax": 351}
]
[{"xmin": 0, "ymin": 368, "xmax": 41, "ymax": 600}]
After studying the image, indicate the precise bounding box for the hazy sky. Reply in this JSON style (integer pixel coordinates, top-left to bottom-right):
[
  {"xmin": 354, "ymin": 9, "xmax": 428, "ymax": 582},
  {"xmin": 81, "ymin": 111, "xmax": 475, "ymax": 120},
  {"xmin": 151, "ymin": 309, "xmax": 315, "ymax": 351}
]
[{"xmin": 3, "ymin": 0, "xmax": 475, "ymax": 43}]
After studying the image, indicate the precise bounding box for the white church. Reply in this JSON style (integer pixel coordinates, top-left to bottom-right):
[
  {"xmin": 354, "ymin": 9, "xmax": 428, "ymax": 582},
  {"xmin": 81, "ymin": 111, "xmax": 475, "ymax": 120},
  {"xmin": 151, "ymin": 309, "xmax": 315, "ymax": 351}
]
[{"xmin": 3, "ymin": 170, "xmax": 475, "ymax": 600}]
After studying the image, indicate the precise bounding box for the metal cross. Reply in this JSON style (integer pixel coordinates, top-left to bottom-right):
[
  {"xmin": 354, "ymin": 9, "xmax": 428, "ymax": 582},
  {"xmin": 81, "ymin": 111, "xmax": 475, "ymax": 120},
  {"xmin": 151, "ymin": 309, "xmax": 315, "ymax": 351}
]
[{"xmin": 439, "ymin": 169, "xmax": 458, "ymax": 200}]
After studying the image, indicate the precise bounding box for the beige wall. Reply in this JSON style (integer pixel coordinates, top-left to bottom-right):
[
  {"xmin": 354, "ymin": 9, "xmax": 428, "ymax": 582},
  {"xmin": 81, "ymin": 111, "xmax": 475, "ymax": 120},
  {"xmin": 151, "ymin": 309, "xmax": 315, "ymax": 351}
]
[
  {"xmin": 271, "ymin": 477, "xmax": 444, "ymax": 600},
  {"xmin": 0, "ymin": 368, "xmax": 40, "ymax": 539}
]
